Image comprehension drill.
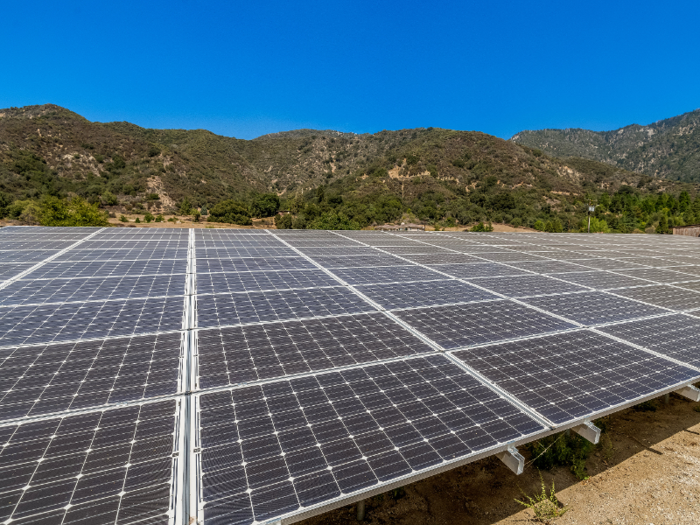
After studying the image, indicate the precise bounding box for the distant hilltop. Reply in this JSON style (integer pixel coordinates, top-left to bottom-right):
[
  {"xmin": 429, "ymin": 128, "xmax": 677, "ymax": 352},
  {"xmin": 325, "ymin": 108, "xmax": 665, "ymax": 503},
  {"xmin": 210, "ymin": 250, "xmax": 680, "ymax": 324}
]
[{"xmin": 510, "ymin": 108, "xmax": 700, "ymax": 183}]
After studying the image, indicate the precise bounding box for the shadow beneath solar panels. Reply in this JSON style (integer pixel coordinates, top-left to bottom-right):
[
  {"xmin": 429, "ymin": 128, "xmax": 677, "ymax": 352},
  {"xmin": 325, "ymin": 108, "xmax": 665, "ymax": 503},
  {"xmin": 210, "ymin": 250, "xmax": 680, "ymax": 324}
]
[{"xmin": 300, "ymin": 393, "xmax": 700, "ymax": 525}]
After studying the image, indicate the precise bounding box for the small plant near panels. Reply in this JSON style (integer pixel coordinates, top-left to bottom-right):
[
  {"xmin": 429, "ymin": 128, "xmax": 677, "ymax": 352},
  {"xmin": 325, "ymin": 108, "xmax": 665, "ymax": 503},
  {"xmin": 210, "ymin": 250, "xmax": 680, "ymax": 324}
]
[
  {"xmin": 515, "ymin": 472, "xmax": 569, "ymax": 522},
  {"xmin": 119, "ymin": 215, "xmax": 128, "ymax": 222},
  {"xmin": 693, "ymin": 405, "xmax": 700, "ymax": 413},
  {"xmin": 525, "ymin": 430, "xmax": 597, "ymax": 480},
  {"xmin": 470, "ymin": 221, "xmax": 493, "ymax": 232}
]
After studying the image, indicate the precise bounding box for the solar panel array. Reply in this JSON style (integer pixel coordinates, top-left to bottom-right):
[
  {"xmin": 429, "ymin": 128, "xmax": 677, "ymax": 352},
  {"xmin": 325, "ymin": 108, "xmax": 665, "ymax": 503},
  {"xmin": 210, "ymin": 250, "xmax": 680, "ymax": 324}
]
[{"xmin": 1, "ymin": 225, "xmax": 699, "ymax": 525}]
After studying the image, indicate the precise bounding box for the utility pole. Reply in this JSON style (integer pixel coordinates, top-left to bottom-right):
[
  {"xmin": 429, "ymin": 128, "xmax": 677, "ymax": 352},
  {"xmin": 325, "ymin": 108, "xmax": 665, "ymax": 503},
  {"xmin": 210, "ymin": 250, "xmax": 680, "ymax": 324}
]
[{"xmin": 587, "ymin": 202, "xmax": 595, "ymax": 233}]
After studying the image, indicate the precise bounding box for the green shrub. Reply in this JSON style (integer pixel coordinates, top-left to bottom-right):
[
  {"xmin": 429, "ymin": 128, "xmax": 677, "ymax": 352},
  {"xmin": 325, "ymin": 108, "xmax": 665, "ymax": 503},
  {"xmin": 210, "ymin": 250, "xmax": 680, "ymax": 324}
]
[
  {"xmin": 119, "ymin": 215, "xmax": 128, "ymax": 222},
  {"xmin": 144, "ymin": 212, "xmax": 154, "ymax": 223},
  {"xmin": 250, "ymin": 193, "xmax": 280, "ymax": 218},
  {"xmin": 534, "ymin": 219, "xmax": 546, "ymax": 231},
  {"xmin": 155, "ymin": 214, "xmax": 164, "ymax": 222},
  {"xmin": 208, "ymin": 200, "xmax": 252, "ymax": 225},
  {"xmin": 102, "ymin": 191, "xmax": 118, "ymax": 206},
  {"xmin": 39, "ymin": 196, "xmax": 109, "ymax": 227},
  {"xmin": 470, "ymin": 221, "xmax": 493, "ymax": 232},
  {"xmin": 275, "ymin": 214, "xmax": 293, "ymax": 229}
]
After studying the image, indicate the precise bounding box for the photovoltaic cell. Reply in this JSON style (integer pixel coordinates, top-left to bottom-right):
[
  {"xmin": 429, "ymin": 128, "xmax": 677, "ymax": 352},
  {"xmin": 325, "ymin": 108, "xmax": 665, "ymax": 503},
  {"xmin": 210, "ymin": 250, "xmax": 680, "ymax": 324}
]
[
  {"xmin": 0, "ymin": 296, "xmax": 185, "ymax": 347},
  {"xmin": 0, "ymin": 332, "xmax": 183, "ymax": 420},
  {"xmin": 393, "ymin": 300, "xmax": 575, "ymax": 350},
  {"xmin": 355, "ymin": 280, "xmax": 500, "ymax": 310},
  {"xmin": 196, "ymin": 355, "xmax": 544, "ymax": 524},
  {"xmin": 196, "ymin": 287, "xmax": 376, "ymax": 328},
  {"xmin": 523, "ymin": 290, "xmax": 670, "ymax": 326},
  {"xmin": 453, "ymin": 331, "xmax": 699, "ymax": 424},
  {"xmin": 0, "ymin": 400, "xmax": 177, "ymax": 525},
  {"xmin": 196, "ymin": 313, "xmax": 434, "ymax": 388}
]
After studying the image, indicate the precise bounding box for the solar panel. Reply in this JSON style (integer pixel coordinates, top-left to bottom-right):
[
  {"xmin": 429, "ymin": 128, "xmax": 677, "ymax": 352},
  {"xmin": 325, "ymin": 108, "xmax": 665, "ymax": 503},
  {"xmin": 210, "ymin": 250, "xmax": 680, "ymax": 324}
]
[
  {"xmin": 609, "ymin": 284, "xmax": 700, "ymax": 311},
  {"xmin": 328, "ymin": 265, "xmax": 444, "ymax": 285},
  {"xmin": 452, "ymin": 330, "xmax": 699, "ymax": 424},
  {"xmin": 196, "ymin": 287, "xmax": 376, "ymax": 328},
  {"xmin": 0, "ymin": 400, "xmax": 179, "ymax": 524},
  {"xmin": 355, "ymin": 280, "xmax": 500, "ymax": 310},
  {"xmin": 400, "ymin": 253, "xmax": 486, "ymax": 265},
  {"xmin": 0, "ymin": 251, "xmax": 59, "ymax": 263},
  {"xmin": 23, "ymin": 259, "xmax": 188, "ymax": 279},
  {"xmin": 196, "ymin": 313, "xmax": 435, "ymax": 388},
  {"xmin": 506, "ymin": 260, "xmax": 595, "ymax": 274},
  {"xmin": 0, "ymin": 333, "xmax": 183, "ymax": 419},
  {"xmin": 0, "ymin": 274, "xmax": 186, "ymax": 306},
  {"xmin": 379, "ymin": 246, "xmax": 455, "ymax": 255},
  {"xmin": 613, "ymin": 268, "xmax": 700, "ymax": 284},
  {"xmin": 429, "ymin": 262, "xmax": 531, "ymax": 279},
  {"xmin": 194, "ymin": 355, "xmax": 545, "ymax": 524},
  {"xmin": 393, "ymin": 300, "xmax": 576, "ymax": 349},
  {"xmin": 196, "ymin": 257, "xmax": 316, "ymax": 273},
  {"xmin": 470, "ymin": 275, "xmax": 589, "ymax": 297},
  {"xmin": 522, "ymin": 291, "xmax": 668, "ymax": 326},
  {"xmin": 0, "ymin": 296, "xmax": 185, "ymax": 347},
  {"xmin": 1, "ymin": 226, "xmax": 698, "ymax": 525},
  {"xmin": 311, "ymin": 255, "xmax": 407, "ymax": 268},
  {"xmin": 598, "ymin": 314, "xmax": 700, "ymax": 368},
  {"xmin": 0, "ymin": 264, "xmax": 36, "ymax": 280},
  {"xmin": 549, "ymin": 271, "xmax": 653, "ymax": 290},
  {"xmin": 196, "ymin": 269, "xmax": 340, "ymax": 294}
]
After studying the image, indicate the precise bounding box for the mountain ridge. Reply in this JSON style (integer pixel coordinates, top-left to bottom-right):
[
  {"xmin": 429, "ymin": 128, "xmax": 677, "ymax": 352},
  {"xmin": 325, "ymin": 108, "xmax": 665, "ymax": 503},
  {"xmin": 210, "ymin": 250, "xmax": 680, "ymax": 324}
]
[
  {"xmin": 511, "ymin": 108, "xmax": 700, "ymax": 182},
  {"xmin": 2, "ymin": 103, "xmax": 699, "ymax": 232}
]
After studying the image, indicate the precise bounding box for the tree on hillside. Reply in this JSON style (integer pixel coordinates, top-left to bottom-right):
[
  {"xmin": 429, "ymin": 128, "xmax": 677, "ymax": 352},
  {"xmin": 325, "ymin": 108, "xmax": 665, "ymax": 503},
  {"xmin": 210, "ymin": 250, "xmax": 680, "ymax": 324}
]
[
  {"xmin": 250, "ymin": 193, "xmax": 280, "ymax": 218},
  {"xmin": 208, "ymin": 200, "xmax": 252, "ymax": 225}
]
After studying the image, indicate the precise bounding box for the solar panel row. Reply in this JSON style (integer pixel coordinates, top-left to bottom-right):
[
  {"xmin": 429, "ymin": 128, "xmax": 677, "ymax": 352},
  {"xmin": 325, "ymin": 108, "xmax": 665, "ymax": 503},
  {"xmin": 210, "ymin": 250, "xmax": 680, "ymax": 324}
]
[{"xmin": 0, "ymin": 226, "xmax": 698, "ymax": 525}]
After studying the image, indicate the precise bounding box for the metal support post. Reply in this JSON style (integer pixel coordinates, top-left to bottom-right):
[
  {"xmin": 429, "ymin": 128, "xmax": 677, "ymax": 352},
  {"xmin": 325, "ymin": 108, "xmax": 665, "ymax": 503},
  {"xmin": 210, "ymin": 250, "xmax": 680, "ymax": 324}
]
[
  {"xmin": 357, "ymin": 499, "xmax": 366, "ymax": 521},
  {"xmin": 497, "ymin": 446, "xmax": 524, "ymax": 475},
  {"xmin": 675, "ymin": 384, "xmax": 700, "ymax": 402},
  {"xmin": 571, "ymin": 421, "xmax": 601, "ymax": 445},
  {"xmin": 664, "ymin": 393, "xmax": 670, "ymax": 406}
]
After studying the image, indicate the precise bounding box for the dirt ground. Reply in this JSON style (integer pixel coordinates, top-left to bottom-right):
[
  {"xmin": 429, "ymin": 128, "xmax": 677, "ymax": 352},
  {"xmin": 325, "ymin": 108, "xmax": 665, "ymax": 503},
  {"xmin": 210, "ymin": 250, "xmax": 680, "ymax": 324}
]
[{"xmin": 301, "ymin": 394, "xmax": 700, "ymax": 525}]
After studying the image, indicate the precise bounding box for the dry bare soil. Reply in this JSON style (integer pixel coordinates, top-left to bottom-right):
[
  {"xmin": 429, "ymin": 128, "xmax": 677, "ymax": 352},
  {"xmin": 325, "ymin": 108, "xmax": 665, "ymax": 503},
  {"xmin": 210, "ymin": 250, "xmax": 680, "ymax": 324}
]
[{"xmin": 301, "ymin": 395, "xmax": 700, "ymax": 525}]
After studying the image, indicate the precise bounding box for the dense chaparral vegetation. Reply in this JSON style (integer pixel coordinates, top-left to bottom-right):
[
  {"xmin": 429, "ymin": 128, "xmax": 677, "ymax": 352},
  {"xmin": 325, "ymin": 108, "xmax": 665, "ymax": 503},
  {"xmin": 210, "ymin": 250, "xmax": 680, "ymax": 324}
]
[{"xmin": 1, "ymin": 104, "xmax": 699, "ymax": 231}]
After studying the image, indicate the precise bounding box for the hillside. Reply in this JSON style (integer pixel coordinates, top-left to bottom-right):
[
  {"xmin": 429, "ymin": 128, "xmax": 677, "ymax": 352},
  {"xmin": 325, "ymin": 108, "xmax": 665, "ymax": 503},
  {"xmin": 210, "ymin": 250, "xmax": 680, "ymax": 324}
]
[
  {"xmin": 511, "ymin": 109, "xmax": 700, "ymax": 183},
  {"xmin": 1, "ymin": 104, "xmax": 699, "ymax": 232}
]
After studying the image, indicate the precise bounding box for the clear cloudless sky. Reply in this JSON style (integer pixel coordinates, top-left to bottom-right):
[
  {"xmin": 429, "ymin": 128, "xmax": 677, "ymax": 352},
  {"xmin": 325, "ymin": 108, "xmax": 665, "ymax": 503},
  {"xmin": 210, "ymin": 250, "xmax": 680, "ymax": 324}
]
[{"xmin": 2, "ymin": 0, "xmax": 699, "ymax": 140}]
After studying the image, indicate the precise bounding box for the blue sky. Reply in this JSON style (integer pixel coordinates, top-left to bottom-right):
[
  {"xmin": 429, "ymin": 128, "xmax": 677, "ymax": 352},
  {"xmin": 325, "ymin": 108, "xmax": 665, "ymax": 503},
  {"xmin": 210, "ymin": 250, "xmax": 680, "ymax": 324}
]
[{"xmin": 2, "ymin": 0, "xmax": 699, "ymax": 140}]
